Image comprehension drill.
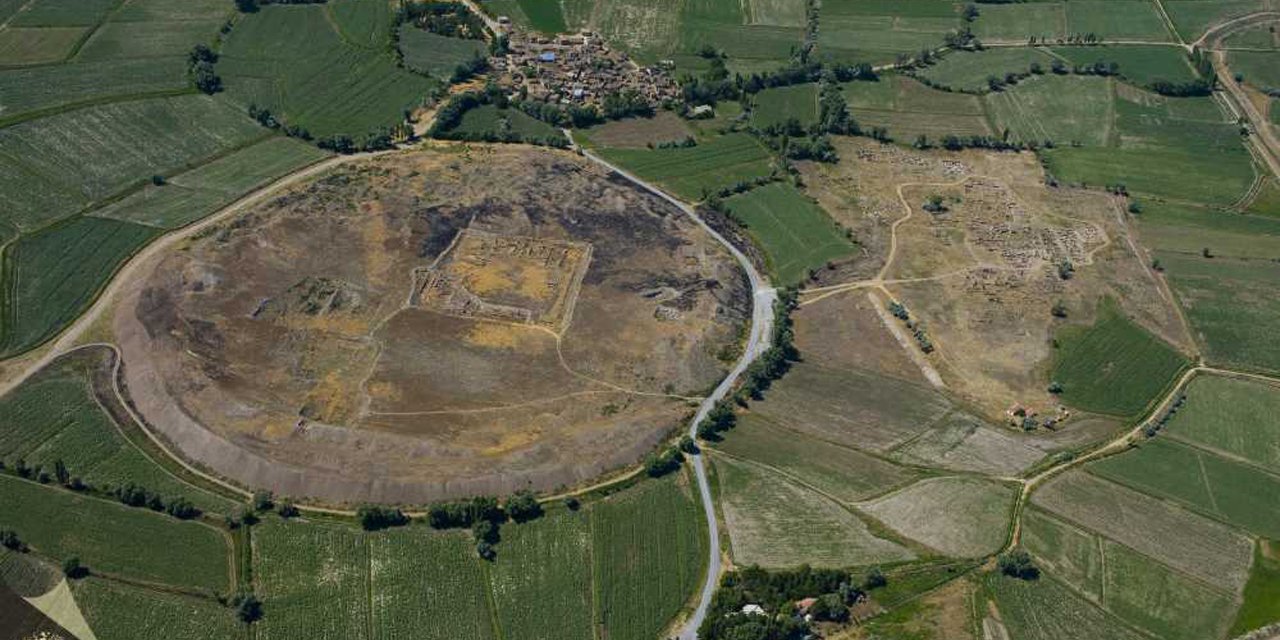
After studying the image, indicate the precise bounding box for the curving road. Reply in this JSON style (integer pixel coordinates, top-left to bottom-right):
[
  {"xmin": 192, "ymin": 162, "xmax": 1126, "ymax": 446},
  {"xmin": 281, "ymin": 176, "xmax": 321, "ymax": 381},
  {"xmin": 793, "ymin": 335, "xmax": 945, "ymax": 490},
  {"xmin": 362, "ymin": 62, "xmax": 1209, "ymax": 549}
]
[{"xmin": 574, "ymin": 144, "xmax": 776, "ymax": 639}]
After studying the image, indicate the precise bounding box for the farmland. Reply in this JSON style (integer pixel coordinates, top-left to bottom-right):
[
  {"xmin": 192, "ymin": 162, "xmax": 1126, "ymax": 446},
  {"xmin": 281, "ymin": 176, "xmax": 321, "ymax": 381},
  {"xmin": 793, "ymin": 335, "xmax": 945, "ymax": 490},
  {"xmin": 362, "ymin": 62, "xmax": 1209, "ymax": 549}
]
[
  {"xmin": 254, "ymin": 519, "xmax": 372, "ymax": 640},
  {"xmin": 1163, "ymin": 374, "xmax": 1280, "ymax": 474},
  {"xmin": 599, "ymin": 132, "xmax": 774, "ymax": 200},
  {"xmin": 1101, "ymin": 540, "xmax": 1236, "ymax": 640},
  {"xmin": 1233, "ymin": 540, "xmax": 1280, "ymax": 636},
  {"xmin": 1052, "ymin": 46, "xmax": 1200, "ymax": 87},
  {"xmin": 890, "ymin": 413, "xmax": 1051, "ymax": 476},
  {"xmin": 450, "ymin": 104, "xmax": 561, "ymax": 139},
  {"xmin": 1158, "ymin": 252, "xmax": 1280, "ymax": 373},
  {"xmin": 712, "ymin": 453, "xmax": 915, "ymax": 568},
  {"xmin": 842, "ymin": 75, "xmax": 992, "ymax": 141},
  {"xmin": 73, "ymin": 578, "xmax": 241, "ymax": 640},
  {"xmin": 917, "ymin": 48, "xmax": 1054, "ymax": 92},
  {"xmin": 983, "ymin": 572, "xmax": 1148, "ymax": 640},
  {"xmin": 369, "ymin": 529, "xmax": 495, "ymax": 640},
  {"xmin": 397, "ymin": 26, "xmax": 488, "ymax": 79},
  {"xmin": 1050, "ymin": 299, "xmax": 1189, "ymax": 418},
  {"xmin": 218, "ymin": 2, "xmax": 436, "ymax": 139},
  {"xmin": 0, "ymin": 475, "xmax": 229, "ymax": 592},
  {"xmin": 751, "ymin": 83, "xmax": 819, "ymax": 129},
  {"xmin": 1230, "ymin": 50, "xmax": 1280, "ymax": 91},
  {"xmin": 0, "ymin": 58, "xmax": 190, "ymax": 125},
  {"xmin": 488, "ymin": 510, "xmax": 595, "ymax": 640},
  {"xmin": 723, "ymin": 183, "xmax": 858, "ymax": 285},
  {"xmin": 818, "ymin": 0, "xmax": 957, "ymax": 65},
  {"xmin": 1020, "ymin": 508, "xmax": 1103, "ymax": 600},
  {"xmin": 984, "ymin": 74, "xmax": 1113, "ymax": 147},
  {"xmin": 860, "ymin": 477, "xmax": 1016, "ymax": 558}
]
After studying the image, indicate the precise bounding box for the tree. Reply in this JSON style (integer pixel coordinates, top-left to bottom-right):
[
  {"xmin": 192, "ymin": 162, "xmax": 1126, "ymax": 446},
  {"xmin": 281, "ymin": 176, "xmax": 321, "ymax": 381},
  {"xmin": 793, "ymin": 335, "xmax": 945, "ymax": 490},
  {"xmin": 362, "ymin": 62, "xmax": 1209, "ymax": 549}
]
[
  {"xmin": 276, "ymin": 500, "xmax": 299, "ymax": 519},
  {"xmin": 252, "ymin": 490, "xmax": 274, "ymax": 512},
  {"xmin": 679, "ymin": 434, "xmax": 699, "ymax": 454},
  {"xmin": 808, "ymin": 593, "xmax": 849, "ymax": 622},
  {"xmin": 923, "ymin": 194, "xmax": 947, "ymax": 213},
  {"xmin": 234, "ymin": 0, "xmax": 259, "ymax": 12},
  {"xmin": 861, "ymin": 566, "xmax": 887, "ymax": 590},
  {"xmin": 53, "ymin": 459, "xmax": 68, "ymax": 485},
  {"xmin": 998, "ymin": 549, "xmax": 1039, "ymax": 580},
  {"xmin": 563, "ymin": 496, "xmax": 580, "ymax": 511},
  {"xmin": 357, "ymin": 505, "xmax": 407, "ymax": 531},
  {"xmin": 1047, "ymin": 381, "xmax": 1063, "ymax": 394},
  {"xmin": 62, "ymin": 556, "xmax": 87, "ymax": 579},
  {"xmin": 0, "ymin": 529, "xmax": 25, "ymax": 552},
  {"xmin": 166, "ymin": 498, "xmax": 200, "ymax": 520},
  {"xmin": 234, "ymin": 593, "xmax": 263, "ymax": 622},
  {"xmin": 504, "ymin": 490, "xmax": 543, "ymax": 523},
  {"xmin": 1051, "ymin": 301, "xmax": 1068, "ymax": 318}
]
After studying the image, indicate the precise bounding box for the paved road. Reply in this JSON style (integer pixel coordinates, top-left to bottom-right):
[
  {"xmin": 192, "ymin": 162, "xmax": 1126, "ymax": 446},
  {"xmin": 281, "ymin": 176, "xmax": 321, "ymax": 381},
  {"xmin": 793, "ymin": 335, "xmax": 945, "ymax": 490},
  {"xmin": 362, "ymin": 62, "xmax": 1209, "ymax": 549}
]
[{"xmin": 575, "ymin": 145, "xmax": 776, "ymax": 639}]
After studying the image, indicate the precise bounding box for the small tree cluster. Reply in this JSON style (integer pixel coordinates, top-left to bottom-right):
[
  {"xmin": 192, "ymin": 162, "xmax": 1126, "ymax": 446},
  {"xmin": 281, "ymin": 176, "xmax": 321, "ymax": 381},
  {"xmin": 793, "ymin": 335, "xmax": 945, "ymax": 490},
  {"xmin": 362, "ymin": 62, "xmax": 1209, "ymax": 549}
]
[
  {"xmin": 427, "ymin": 495, "xmax": 502, "ymax": 529},
  {"xmin": 189, "ymin": 45, "xmax": 221, "ymax": 94},
  {"xmin": 503, "ymin": 490, "xmax": 543, "ymax": 523},
  {"xmin": 356, "ymin": 505, "xmax": 408, "ymax": 531},
  {"xmin": 0, "ymin": 529, "xmax": 26, "ymax": 552},
  {"xmin": 998, "ymin": 549, "xmax": 1040, "ymax": 580},
  {"xmin": 644, "ymin": 446, "xmax": 685, "ymax": 478}
]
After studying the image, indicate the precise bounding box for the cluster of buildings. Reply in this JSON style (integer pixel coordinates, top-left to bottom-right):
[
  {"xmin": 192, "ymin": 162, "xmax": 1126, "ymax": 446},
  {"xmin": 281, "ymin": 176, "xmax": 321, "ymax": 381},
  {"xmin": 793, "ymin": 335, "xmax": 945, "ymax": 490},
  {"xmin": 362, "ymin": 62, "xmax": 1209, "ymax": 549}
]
[{"xmin": 488, "ymin": 26, "xmax": 681, "ymax": 107}]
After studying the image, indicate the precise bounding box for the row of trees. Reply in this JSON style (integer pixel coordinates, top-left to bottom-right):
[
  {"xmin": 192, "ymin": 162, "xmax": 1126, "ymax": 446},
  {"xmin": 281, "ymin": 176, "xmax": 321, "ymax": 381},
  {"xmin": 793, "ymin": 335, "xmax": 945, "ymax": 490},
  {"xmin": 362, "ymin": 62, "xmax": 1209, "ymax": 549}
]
[
  {"xmin": 699, "ymin": 565, "xmax": 888, "ymax": 640},
  {"xmin": 2, "ymin": 457, "xmax": 204, "ymax": 520}
]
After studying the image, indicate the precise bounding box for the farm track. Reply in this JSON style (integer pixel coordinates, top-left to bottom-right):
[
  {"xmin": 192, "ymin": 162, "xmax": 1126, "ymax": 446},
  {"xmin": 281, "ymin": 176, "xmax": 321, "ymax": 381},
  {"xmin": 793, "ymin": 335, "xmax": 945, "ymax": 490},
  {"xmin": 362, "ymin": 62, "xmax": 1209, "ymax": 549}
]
[{"xmin": 1207, "ymin": 14, "xmax": 1280, "ymax": 182}]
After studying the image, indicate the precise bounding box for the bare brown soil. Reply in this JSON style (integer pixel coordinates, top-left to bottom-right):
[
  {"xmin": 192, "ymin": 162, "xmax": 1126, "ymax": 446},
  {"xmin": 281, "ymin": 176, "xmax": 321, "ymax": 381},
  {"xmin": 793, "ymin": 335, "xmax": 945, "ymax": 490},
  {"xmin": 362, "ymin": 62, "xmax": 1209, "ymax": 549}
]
[
  {"xmin": 585, "ymin": 111, "xmax": 694, "ymax": 148},
  {"xmin": 112, "ymin": 146, "xmax": 749, "ymax": 504}
]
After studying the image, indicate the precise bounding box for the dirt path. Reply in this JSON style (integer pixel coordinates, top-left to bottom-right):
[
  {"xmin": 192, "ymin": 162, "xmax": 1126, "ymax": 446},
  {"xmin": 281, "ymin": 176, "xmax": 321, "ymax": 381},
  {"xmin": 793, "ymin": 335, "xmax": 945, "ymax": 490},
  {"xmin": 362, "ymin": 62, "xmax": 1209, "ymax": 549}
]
[{"xmin": 1207, "ymin": 14, "xmax": 1280, "ymax": 182}]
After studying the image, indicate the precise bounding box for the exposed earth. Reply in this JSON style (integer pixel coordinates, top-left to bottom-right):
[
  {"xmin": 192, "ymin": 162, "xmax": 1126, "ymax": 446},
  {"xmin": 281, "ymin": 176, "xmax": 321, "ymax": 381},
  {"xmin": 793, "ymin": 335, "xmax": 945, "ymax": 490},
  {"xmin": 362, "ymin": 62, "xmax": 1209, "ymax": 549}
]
[{"xmin": 112, "ymin": 146, "xmax": 750, "ymax": 503}]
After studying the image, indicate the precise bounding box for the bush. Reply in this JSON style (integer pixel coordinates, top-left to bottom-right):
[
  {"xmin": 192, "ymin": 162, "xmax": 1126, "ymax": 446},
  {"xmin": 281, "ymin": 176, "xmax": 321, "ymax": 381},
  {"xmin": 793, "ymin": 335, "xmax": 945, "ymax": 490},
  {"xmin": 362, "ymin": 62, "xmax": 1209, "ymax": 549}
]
[
  {"xmin": 276, "ymin": 500, "xmax": 299, "ymax": 519},
  {"xmin": 165, "ymin": 498, "xmax": 200, "ymax": 520},
  {"xmin": 998, "ymin": 549, "xmax": 1040, "ymax": 580},
  {"xmin": 644, "ymin": 446, "xmax": 685, "ymax": 478},
  {"xmin": 252, "ymin": 490, "xmax": 274, "ymax": 512},
  {"xmin": 356, "ymin": 505, "xmax": 408, "ymax": 531},
  {"xmin": 504, "ymin": 490, "xmax": 543, "ymax": 523},
  {"xmin": 62, "ymin": 556, "xmax": 87, "ymax": 579},
  {"xmin": 233, "ymin": 593, "xmax": 263, "ymax": 623},
  {"xmin": 0, "ymin": 529, "xmax": 25, "ymax": 552}
]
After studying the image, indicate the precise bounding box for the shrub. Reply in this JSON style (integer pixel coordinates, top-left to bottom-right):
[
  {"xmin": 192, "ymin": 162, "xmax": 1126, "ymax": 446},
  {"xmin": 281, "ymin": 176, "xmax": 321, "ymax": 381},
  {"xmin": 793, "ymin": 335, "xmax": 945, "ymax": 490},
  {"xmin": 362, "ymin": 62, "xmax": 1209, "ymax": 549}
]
[
  {"xmin": 998, "ymin": 549, "xmax": 1040, "ymax": 580},
  {"xmin": 62, "ymin": 556, "xmax": 87, "ymax": 579},
  {"xmin": 233, "ymin": 593, "xmax": 262, "ymax": 623},
  {"xmin": 357, "ymin": 505, "xmax": 408, "ymax": 531},
  {"xmin": 276, "ymin": 500, "xmax": 299, "ymax": 519},
  {"xmin": 504, "ymin": 490, "xmax": 543, "ymax": 523}
]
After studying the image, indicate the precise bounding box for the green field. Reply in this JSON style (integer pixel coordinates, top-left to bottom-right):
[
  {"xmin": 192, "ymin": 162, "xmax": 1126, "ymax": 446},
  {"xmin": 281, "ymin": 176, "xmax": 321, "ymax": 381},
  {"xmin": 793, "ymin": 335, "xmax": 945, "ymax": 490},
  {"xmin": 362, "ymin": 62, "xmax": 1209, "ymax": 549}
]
[
  {"xmin": 1101, "ymin": 539, "xmax": 1236, "ymax": 640},
  {"xmin": 984, "ymin": 74, "xmax": 1112, "ymax": 146},
  {"xmin": 1052, "ymin": 46, "xmax": 1199, "ymax": 87},
  {"xmin": 599, "ymin": 132, "xmax": 774, "ymax": 201},
  {"xmin": 255, "ymin": 519, "xmax": 371, "ymax": 639},
  {"xmin": 74, "ymin": 577, "xmax": 240, "ymax": 640},
  {"xmin": 515, "ymin": 0, "xmax": 567, "ymax": 32},
  {"xmin": 918, "ymin": 48, "xmax": 1055, "ymax": 92},
  {"xmin": 983, "ymin": 571, "xmax": 1148, "ymax": 640},
  {"xmin": 9, "ymin": 0, "xmax": 115, "ymax": 26},
  {"xmin": 591, "ymin": 477, "xmax": 706, "ymax": 640},
  {"xmin": 1159, "ymin": 253, "xmax": 1280, "ymax": 373},
  {"xmin": 1163, "ymin": 0, "xmax": 1269, "ymax": 42},
  {"xmin": 1163, "ymin": 374, "xmax": 1280, "ymax": 474},
  {"xmin": 1233, "ymin": 540, "xmax": 1280, "ymax": 636},
  {"xmin": 369, "ymin": 528, "xmax": 496, "ymax": 640},
  {"xmin": 1, "ymin": 217, "xmax": 158, "ymax": 357},
  {"xmin": 1137, "ymin": 200, "xmax": 1280, "ymax": 260},
  {"xmin": 843, "ymin": 75, "xmax": 992, "ymax": 141},
  {"xmin": 1064, "ymin": 1, "xmax": 1173, "ymax": 42},
  {"xmin": 861, "ymin": 477, "xmax": 1015, "ymax": 558},
  {"xmin": 819, "ymin": 0, "xmax": 957, "ymax": 65},
  {"xmin": 724, "ymin": 183, "xmax": 857, "ymax": 285},
  {"xmin": 1050, "ymin": 300, "xmax": 1188, "ymax": 418},
  {"xmin": 1224, "ymin": 23, "xmax": 1280, "ymax": 50},
  {"xmin": 0, "ymin": 350, "xmax": 236, "ymax": 515},
  {"xmin": 1032, "ymin": 471, "xmax": 1253, "ymax": 593},
  {"xmin": 76, "ymin": 19, "xmax": 223, "ymax": 61},
  {"xmin": 972, "ymin": 3, "xmax": 1067, "ymax": 41},
  {"xmin": 1249, "ymin": 177, "xmax": 1280, "ymax": 216},
  {"xmin": 451, "ymin": 104, "xmax": 561, "ymax": 139},
  {"xmin": 0, "ymin": 476, "xmax": 228, "ymax": 592},
  {"xmin": 1092, "ymin": 437, "xmax": 1280, "ymax": 538},
  {"xmin": 0, "ymin": 26, "xmax": 86, "ymax": 64},
  {"xmin": 219, "ymin": 2, "xmax": 436, "ymax": 139},
  {"xmin": 751, "ymin": 83, "xmax": 819, "ymax": 129},
  {"xmin": 397, "ymin": 26, "xmax": 488, "ymax": 79},
  {"xmin": 679, "ymin": 0, "xmax": 803, "ymax": 67},
  {"xmin": 712, "ymin": 413, "xmax": 919, "ymax": 503},
  {"xmin": 1020, "ymin": 508, "xmax": 1103, "ymax": 600},
  {"xmin": 0, "ymin": 58, "xmax": 190, "ymax": 126},
  {"xmin": 1230, "ymin": 50, "xmax": 1280, "ymax": 91},
  {"xmin": 488, "ymin": 509, "xmax": 595, "ymax": 640},
  {"xmin": 713, "ymin": 453, "xmax": 915, "ymax": 568},
  {"xmin": 94, "ymin": 136, "xmax": 330, "ymax": 229}
]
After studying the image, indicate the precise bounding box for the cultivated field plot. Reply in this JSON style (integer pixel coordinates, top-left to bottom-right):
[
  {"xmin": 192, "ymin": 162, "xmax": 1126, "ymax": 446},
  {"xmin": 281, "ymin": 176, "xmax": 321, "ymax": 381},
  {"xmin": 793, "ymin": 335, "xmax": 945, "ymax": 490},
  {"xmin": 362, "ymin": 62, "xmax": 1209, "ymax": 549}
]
[
  {"xmin": 450, "ymin": 104, "xmax": 561, "ymax": 139},
  {"xmin": 488, "ymin": 510, "xmax": 594, "ymax": 640},
  {"xmin": 218, "ymin": 2, "xmax": 436, "ymax": 139},
  {"xmin": 713, "ymin": 454, "xmax": 915, "ymax": 568},
  {"xmin": 1231, "ymin": 50, "xmax": 1280, "ymax": 91},
  {"xmin": 1020, "ymin": 507, "xmax": 1103, "ymax": 600},
  {"xmin": 677, "ymin": 0, "xmax": 803, "ymax": 69},
  {"xmin": 889, "ymin": 413, "xmax": 1050, "ymax": 476},
  {"xmin": 971, "ymin": 1, "xmax": 1172, "ymax": 42},
  {"xmin": 76, "ymin": 17, "xmax": 223, "ymax": 62},
  {"xmin": 1163, "ymin": 0, "xmax": 1272, "ymax": 42},
  {"xmin": 1032, "ymin": 471, "xmax": 1253, "ymax": 593},
  {"xmin": 0, "ymin": 26, "xmax": 85, "ymax": 64},
  {"xmin": 712, "ymin": 413, "xmax": 920, "ymax": 503},
  {"xmin": 580, "ymin": 111, "xmax": 694, "ymax": 149},
  {"xmin": 1090, "ymin": 437, "xmax": 1280, "ymax": 538},
  {"xmin": 916, "ymin": 48, "xmax": 1054, "ymax": 92},
  {"xmin": 842, "ymin": 75, "xmax": 992, "ymax": 141},
  {"xmin": 1224, "ymin": 22, "xmax": 1280, "ymax": 49},
  {"xmin": 0, "ymin": 476, "xmax": 228, "ymax": 592},
  {"xmin": 818, "ymin": 0, "xmax": 958, "ymax": 65},
  {"xmin": 2, "ymin": 217, "xmax": 158, "ymax": 358},
  {"xmin": 0, "ymin": 349, "xmax": 235, "ymax": 515},
  {"xmin": 254, "ymin": 519, "xmax": 371, "ymax": 640},
  {"xmin": 1158, "ymin": 253, "xmax": 1280, "ymax": 373},
  {"xmin": 0, "ymin": 58, "xmax": 189, "ymax": 125},
  {"xmin": 115, "ymin": 147, "xmax": 748, "ymax": 503},
  {"xmin": 1162, "ymin": 374, "xmax": 1280, "ymax": 474},
  {"xmin": 1137, "ymin": 200, "xmax": 1280, "ymax": 260},
  {"xmin": 790, "ymin": 288, "xmax": 929, "ymax": 382},
  {"xmin": 724, "ymin": 183, "xmax": 857, "ymax": 285},
  {"xmin": 751, "ymin": 83, "xmax": 819, "ymax": 129},
  {"xmin": 600, "ymin": 132, "xmax": 774, "ymax": 201},
  {"xmin": 1235, "ymin": 541, "xmax": 1280, "ymax": 637},
  {"xmin": 983, "ymin": 572, "xmax": 1148, "ymax": 640},
  {"xmin": 94, "ymin": 136, "xmax": 330, "ymax": 229},
  {"xmin": 972, "ymin": 2, "xmax": 1068, "ymax": 41},
  {"xmin": 1051, "ymin": 299, "xmax": 1189, "ymax": 417},
  {"xmin": 1101, "ymin": 539, "xmax": 1237, "ymax": 640},
  {"xmin": 747, "ymin": 363, "xmax": 953, "ymax": 452},
  {"xmin": 1052, "ymin": 45, "xmax": 1200, "ymax": 88},
  {"xmin": 8, "ymin": 0, "xmax": 115, "ymax": 26},
  {"xmin": 984, "ymin": 74, "xmax": 1113, "ymax": 147},
  {"xmin": 860, "ymin": 477, "xmax": 1015, "ymax": 558},
  {"xmin": 397, "ymin": 26, "xmax": 487, "ymax": 79},
  {"xmin": 74, "ymin": 577, "xmax": 240, "ymax": 640},
  {"xmin": 369, "ymin": 528, "xmax": 495, "ymax": 640},
  {"xmin": 0, "ymin": 95, "xmax": 262, "ymax": 230}
]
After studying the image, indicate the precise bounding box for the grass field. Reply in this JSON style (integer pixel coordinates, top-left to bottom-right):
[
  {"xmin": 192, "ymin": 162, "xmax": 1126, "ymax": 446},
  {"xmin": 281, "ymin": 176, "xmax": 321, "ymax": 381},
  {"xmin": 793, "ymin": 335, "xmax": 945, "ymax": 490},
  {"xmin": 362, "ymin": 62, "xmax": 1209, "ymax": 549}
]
[
  {"xmin": 579, "ymin": 112, "xmax": 694, "ymax": 149},
  {"xmin": 861, "ymin": 477, "xmax": 1015, "ymax": 558},
  {"xmin": 818, "ymin": 0, "xmax": 957, "ymax": 65},
  {"xmin": 1101, "ymin": 539, "xmax": 1236, "ymax": 640},
  {"xmin": 516, "ymin": 0, "xmax": 566, "ymax": 32},
  {"xmin": 843, "ymin": 75, "xmax": 991, "ymax": 141},
  {"xmin": 712, "ymin": 413, "xmax": 919, "ymax": 503},
  {"xmin": 0, "ymin": 95, "xmax": 263, "ymax": 228},
  {"xmin": 723, "ymin": 183, "xmax": 857, "ymax": 285},
  {"xmin": 678, "ymin": 0, "xmax": 802, "ymax": 68},
  {"xmin": 1233, "ymin": 540, "xmax": 1280, "ymax": 636},
  {"xmin": 1020, "ymin": 507, "xmax": 1103, "ymax": 600},
  {"xmin": 590, "ymin": 477, "xmax": 705, "ymax": 640},
  {"xmin": 9, "ymin": 0, "xmax": 115, "ymax": 26},
  {"xmin": 94, "ymin": 136, "xmax": 330, "ymax": 229},
  {"xmin": 890, "ymin": 413, "xmax": 1049, "ymax": 476},
  {"xmin": 748, "ymin": 363, "xmax": 953, "ymax": 452},
  {"xmin": 1064, "ymin": 1, "xmax": 1173, "ymax": 42},
  {"xmin": 983, "ymin": 571, "xmax": 1148, "ymax": 640},
  {"xmin": 1162, "ymin": 374, "xmax": 1280, "ymax": 474},
  {"xmin": 984, "ymin": 74, "xmax": 1112, "ymax": 146},
  {"xmin": 1137, "ymin": 200, "xmax": 1280, "ymax": 260},
  {"xmin": 713, "ymin": 454, "xmax": 915, "ymax": 568},
  {"xmin": 917, "ymin": 48, "xmax": 1055, "ymax": 92},
  {"xmin": 0, "ymin": 58, "xmax": 190, "ymax": 125},
  {"xmin": 74, "ymin": 577, "xmax": 240, "ymax": 640},
  {"xmin": 599, "ymin": 132, "xmax": 774, "ymax": 201},
  {"xmin": 489, "ymin": 509, "xmax": 594, "ymax": 640},
  {"xmin": 255, "ymin": 519, "xmax": 371, "ymax": 640},
  {"xmin": 1032, "ymin": 471, "xmax": 1253, "ymax": 593},
  {"xmin": 76, "ymin": 19, "xmax": 223, "ymax": 61},
  {"xmin": 1163, "ymin": 0, "xmax": 1269, "ymax": 42},
  {"xmin": 1050, "ymin": 299, "xmax": 1189, "ymax": 418},
  {"xmin": 1, "ymin": 217, "xmax": 158, "ymax": 357},
  {"xmin": 1158, "ymin": 253, "xmax": 1280, "ymax": 373},
  {"xmin": 0, "ymin": 476, "xmax": 228, "ymax": 592},
  {"xmin": 219, "ymin": 2, "xmax": 436, "ymax": 139},
  {"xmin": 450, "ymin": 104, "xmax": 561, "ymax": 138},
  {"xmin": 1091, "ymin": 437, "xmax": 1280, "ymax": 538},
  {"xmin": 0, "ymin": 351, "xmax": 236, "ymax": 515},
  {"xmin": 1230, "ymin": 50, "xmax": 1280, "ymax": 91},
  {"xmin": 397, "ymin": 26, "xmax": 487, "ymax": 79},
  {"xmin": 0, "ymin": 26, "xmax": 87, "ymax": 64},
  {"xmin": 751, "ymin": 83, "xmax": 819, "ymax": 129},
  {"xmin": 369, "ymin": 528, "xmax": 495, "ymax": 640},
  {"xmin": 1249, "ymin": 177, "xmax": 1280, "ymax": 216},
  {"xmin": 1052, "ymin": 46, "xmax": 1199, "ymax": 87},
  {"xmin": 972, "ymin": 3, "xmax": 1067, "ymax": 41}
]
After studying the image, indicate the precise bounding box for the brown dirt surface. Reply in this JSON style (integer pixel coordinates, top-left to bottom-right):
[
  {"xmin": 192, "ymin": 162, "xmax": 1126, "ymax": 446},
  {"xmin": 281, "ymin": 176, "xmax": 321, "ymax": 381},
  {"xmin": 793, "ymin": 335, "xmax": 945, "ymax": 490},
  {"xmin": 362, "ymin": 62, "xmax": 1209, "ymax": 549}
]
[
  {"xmin": 792, "ymin": 288, "xmax": 927, "ymax": 385},
  {"xmin": 112, "ymin": 146, "xmax": 749, "ymax": 504},
  {"xmin": 801, "ymin": 138, "xmax": 1188, "ymax": 421},
  {"xmin": 585, "ymin": 112, "xmax": 695, "ymax": 148}
]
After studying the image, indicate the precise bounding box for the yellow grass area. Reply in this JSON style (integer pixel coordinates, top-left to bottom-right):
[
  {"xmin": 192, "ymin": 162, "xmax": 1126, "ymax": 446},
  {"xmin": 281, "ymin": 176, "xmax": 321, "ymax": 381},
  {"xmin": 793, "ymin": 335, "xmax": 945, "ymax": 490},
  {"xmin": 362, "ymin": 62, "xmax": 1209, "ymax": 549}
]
[{"xmin": 27, "ymin": 580, "xmax": 98, "ymax": 640}]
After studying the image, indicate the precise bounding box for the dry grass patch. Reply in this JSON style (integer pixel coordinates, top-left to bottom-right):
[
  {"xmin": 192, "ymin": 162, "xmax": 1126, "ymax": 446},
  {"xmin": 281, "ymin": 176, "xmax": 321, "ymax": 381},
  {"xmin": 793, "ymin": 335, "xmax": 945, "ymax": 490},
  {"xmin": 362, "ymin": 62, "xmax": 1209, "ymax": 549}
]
[{"xmin": 860, "ymin": 476, "xmax": 1016, "ymax": 558}]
